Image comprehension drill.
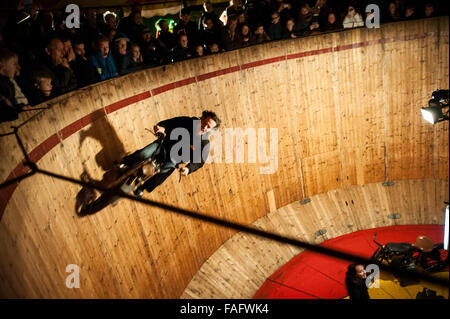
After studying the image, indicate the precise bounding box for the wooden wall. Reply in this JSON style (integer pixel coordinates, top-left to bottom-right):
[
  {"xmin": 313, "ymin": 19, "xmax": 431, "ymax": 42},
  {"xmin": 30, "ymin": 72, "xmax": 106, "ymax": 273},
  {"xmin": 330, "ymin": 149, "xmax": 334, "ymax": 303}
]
[{"xmin": 0, "ymin": 17, "xmax": 448, "ymax": 298}]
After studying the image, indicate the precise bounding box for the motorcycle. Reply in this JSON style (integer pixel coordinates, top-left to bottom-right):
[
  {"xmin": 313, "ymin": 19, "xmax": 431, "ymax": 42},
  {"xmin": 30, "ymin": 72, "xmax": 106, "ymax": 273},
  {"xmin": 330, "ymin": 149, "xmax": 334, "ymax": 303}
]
[
  {"xmin": 78, "ymin": 132, "xmax": 167, "ymax": 215},
  {"xmin": 371, "ymin": 232, "xmax": 448, "ymax": 273}
]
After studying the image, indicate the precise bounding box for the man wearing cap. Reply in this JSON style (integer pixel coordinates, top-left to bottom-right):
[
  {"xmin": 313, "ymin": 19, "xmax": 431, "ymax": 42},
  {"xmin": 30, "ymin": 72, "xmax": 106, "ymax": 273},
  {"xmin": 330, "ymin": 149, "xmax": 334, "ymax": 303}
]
[{"xmin": 112, "ymin": 33, "xmax": 135, "ymax": 75}]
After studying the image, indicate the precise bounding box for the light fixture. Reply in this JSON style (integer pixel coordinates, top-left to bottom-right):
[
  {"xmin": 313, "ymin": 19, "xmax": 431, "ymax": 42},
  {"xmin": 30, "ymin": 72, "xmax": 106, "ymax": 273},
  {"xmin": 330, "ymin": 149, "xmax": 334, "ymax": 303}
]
[{"xmin": 421, "ymin": 90, "xmax": 449, "ymax": 124}]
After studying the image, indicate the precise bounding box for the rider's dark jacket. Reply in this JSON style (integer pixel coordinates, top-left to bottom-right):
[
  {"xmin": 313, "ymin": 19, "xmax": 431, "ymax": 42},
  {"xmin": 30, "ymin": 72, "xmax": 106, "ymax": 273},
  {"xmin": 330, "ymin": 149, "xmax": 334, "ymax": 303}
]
[{"xmin": 157, "ymin": 116, "xmax": 211, "ymax": 175}]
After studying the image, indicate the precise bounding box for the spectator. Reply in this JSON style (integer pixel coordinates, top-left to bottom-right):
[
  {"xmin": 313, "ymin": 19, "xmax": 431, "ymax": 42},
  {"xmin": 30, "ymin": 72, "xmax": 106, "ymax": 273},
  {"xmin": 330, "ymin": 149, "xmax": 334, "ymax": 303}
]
[
  {"xmin": 81, "ymin": 8, "xmax": 102, "ymax": 55},
  {"xmin": 27, "ymin": 67, "xmax": 54, "ymax": 105},
  {"xmin": 170, "ymin": 33, "xmax": 193, "ymax": 62},
  {"xmin": 239, "ymin": 23, "xmax": 256, "ymax": 47},
  {"xmin": 271, "ymin": 0, "xmax": 295, "ymax": 26},
  {"xmin": 122, "ymin": 11, "xmax": 146, "ymax": 44},
  {"xmin": 345, "ymin": 264, "xmax": 370, "ymax": 300},
  {"xmin": 113, "ymin": 33, "xmax": 134, "ymax": 76},
  {"xmin": 237, "ymin": 12, "xmax": 248, "ymax": 30},
  {"xmin": 283, "ymin": 17, "xmax": 297, "ymax": 39},
  {"xmin": 117, "ymin": 2, "xmax": 142, "ymax": 40},
  {"xmin": 404, "ymin": 3, "xmax": 418, "ymax": 20},
  {"xmin": 199, "ymin": 1, "xmax": 223, "ymax": 32},
  {"xmin": 267, "ymin": 11, "xmax": 283, "ymax": 41},
  {"xmin": 384, "ymin": 1, "xmax": 402, "ymax": 23},
  {"xmin": 139, "ymin": 28, "xmax": 169, "ymax": 67},
  {"xmin": 208, "ymin": 43, "xmax": 220, "ymax": 54},
  {"xmin": 42, "ymin": 36, "xmax": 78, "ymax": 95},
  {"xmin": 61, "ymin": 37, "xmax": 76, "ymax": 67},
  {"xmin": 88, "ymin": 35, "xmax": 117, "ymax": 81},
  {"xmin": 130, "ymin": 43, "xmax": 144, "ymax": 67},
  {"xmin": 158, "ymin": 19, "xmax": 178, "ymax": 51},
  {"xmin": 220, "ymin": 15, "xmax": 241, "ymax": 51},
  {"xmin": 71, "ymin": 37, "xmax": 100, "ymax": 87},
  {"xmin": 0, "ymin": 48, "xmax": 30, "ymax": 122},
  {"xmin": 424, "ymin": 2, "xmax": 436, "ymax": 17},
  {"xmin": 312, "ymin": 0, "xmax": 329, "ymax": 27},
  {"xmin": 102, "ymin": 12, "xmax": 118, "ymax": 35},
  {"xmin": 295, "ymin": 4, "xmax": 319, "ymax": 36},
  {"xmin": 254, "ymin": 24, "xmax": 271, "ymax": 44},
  {"xmin": 343, "ymin": 5, "xmax": 364, "ymax": 29},
  {"xmin": 221, "ymin": 0, "xmax": 245, "ymax": 25},
  {"xmin": 173, "ymin": 8, "xmax": 200, "ymax": 47},
  {"xmin": 323, "ymin": 10, "xmax": 343, "ymax": 32},
  {"xmin": 200, "ymin": 17, "xmax": 223, "ymax": 48},
  {"xmin": 244, "ymin": 0, "xmax": 271, "ymax": 30},
  {"xmin": 194, "ymin": 44, "xmax": 205, "ymax": 57}
]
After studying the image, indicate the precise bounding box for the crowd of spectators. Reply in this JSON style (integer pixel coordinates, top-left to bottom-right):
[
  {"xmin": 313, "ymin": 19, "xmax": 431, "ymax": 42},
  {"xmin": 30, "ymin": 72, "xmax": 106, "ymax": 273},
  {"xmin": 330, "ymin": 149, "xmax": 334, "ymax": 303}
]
[{"xmin": 0, "ymin": 0, "xmax": 448, "ymax": 122}]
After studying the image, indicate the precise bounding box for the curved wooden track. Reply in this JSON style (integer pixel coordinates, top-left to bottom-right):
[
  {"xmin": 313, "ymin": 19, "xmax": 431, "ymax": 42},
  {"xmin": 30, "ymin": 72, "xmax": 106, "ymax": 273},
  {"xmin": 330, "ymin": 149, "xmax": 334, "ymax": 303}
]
[
  {"xmin": 182, "ymin": 181, "xmax": 448, "ymax": 298},
  {"xmin": 0, "ymin": 17, "xmax": 448, "ymax": 298}
]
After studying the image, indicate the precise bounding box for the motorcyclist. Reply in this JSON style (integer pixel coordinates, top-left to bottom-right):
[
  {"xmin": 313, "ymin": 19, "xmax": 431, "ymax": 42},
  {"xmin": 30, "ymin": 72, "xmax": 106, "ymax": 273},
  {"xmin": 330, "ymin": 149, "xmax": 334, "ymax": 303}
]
[{"xmin": 118, "ymin": 110, "xmax": 220, "ymax": 197}]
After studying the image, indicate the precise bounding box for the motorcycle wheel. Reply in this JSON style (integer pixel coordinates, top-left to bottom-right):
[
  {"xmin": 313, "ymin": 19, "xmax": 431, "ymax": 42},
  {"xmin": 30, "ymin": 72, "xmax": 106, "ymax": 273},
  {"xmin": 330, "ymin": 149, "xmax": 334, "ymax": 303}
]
[{"xmin": 421, "ymin": 244, "xmax": 448, "ymax": 272}]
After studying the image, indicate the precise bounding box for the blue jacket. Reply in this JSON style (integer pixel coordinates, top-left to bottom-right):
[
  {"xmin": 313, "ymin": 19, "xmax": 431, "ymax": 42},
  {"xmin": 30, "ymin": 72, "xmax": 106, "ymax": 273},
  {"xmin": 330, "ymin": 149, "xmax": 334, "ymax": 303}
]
[{"xmin": 88, "ymin": 51, "xmax": 117, "ymax": 81}]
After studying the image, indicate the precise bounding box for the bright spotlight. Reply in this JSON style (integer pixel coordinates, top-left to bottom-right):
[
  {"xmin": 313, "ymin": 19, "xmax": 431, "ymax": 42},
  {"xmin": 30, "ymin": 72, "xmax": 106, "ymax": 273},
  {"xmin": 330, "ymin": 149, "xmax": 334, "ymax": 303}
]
[
  {"xmin": 421, "ymin": 90, "xmax": 449, "ymax": 124},
  {"xmin": 421, "ymin": 106, "xmax": 442, "ymax": 124}
]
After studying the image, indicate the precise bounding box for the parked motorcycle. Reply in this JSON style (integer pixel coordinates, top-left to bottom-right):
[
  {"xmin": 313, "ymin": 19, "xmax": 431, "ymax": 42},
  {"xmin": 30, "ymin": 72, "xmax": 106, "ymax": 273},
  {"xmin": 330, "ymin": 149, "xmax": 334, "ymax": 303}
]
[{"xmin": 371, "ymin": 232, "xmax": 448, "ymax": 273}]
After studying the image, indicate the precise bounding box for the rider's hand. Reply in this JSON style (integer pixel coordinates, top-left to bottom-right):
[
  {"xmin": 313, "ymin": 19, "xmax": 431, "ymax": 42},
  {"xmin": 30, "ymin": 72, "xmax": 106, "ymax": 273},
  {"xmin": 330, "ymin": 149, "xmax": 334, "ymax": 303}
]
[
  {"xmin": 153, "ymin": 125, "xmax": 166, "ymax": 137},
  {"xmin": 180, "ymin": 167, "xmax": 189, "ymax": 176}
]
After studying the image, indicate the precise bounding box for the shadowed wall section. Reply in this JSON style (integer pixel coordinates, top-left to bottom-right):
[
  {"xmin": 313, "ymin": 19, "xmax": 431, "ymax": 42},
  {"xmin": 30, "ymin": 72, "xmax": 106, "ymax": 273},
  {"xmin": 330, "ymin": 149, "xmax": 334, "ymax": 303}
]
[{"xmin": 0, "ymin": 17, "xmax": 448, "ymax": 298}]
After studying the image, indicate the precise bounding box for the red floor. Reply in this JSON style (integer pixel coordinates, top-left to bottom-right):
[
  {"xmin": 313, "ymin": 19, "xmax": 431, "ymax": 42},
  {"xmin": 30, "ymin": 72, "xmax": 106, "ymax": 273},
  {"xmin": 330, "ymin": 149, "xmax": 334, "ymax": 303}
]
[{"xmin": 253, "ymin": 225, "xmax": 445, "ymax": 299}]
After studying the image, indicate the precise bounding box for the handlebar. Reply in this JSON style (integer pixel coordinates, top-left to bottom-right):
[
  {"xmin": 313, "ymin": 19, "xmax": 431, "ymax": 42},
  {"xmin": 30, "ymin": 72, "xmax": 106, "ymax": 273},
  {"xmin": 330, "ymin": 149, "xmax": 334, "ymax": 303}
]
[
  {"xmin": 373, "ymin": 232, "xmax": 383, "ymax": 248},
  {"xmin": 145, "ymin": 128, "xmax": 165, "ymax": 140}
]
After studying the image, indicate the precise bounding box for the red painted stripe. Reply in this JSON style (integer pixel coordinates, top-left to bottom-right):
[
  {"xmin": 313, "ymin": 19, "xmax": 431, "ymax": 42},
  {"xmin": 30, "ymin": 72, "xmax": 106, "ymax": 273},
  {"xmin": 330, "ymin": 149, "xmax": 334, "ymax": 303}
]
[
  {"xmin": 80, "ymin": 108, "xmax": 106, "ymax": 127},
  {"xmin": 152, "ymin": 77, "xmax": 196, "ymax": 96},
  {"xmin": 105, "ymin": 91, "xmax": 151, "ymax": 114},
  {"xmin": 241, "ymin": 56, "xmax": 286, "ymax": 70},
  {"xmin": 287, "ymin": 47, "xmax": 332, "ymax": 60},
  {"xmin": 0, "ymin": 31, "xmax": 438, "ymax": 219},
  {"xmin": 197, "ymin": 66, "xmax": 241, "ymax": 82},
  {"xmin": 334, "ymin": 42, "xmax": 370, "ymax": 52},
  {"xmin": 59, "ymin": 119, "xmax": 83, "ymax": 141},
  {"xmin": 27, "ymin": 133, "xmax": 61, "ymax": 164}
]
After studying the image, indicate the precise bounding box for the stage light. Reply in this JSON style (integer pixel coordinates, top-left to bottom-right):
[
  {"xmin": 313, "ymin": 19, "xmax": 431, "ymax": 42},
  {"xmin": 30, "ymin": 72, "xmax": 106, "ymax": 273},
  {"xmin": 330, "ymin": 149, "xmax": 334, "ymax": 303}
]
[
  {"xmin": 421, "ymin": 90, "xmax": 449, "ymax": 124},
  {"xmin": 421, "ymin": 105, "xmax": 445, "ymax": 124}
]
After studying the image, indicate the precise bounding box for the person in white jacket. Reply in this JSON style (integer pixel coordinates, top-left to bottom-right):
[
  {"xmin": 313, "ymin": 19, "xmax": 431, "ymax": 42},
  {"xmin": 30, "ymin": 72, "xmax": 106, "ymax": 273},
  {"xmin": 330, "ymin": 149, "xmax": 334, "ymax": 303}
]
[{"xmin": 343, "ymin": 5, "xmax": 364, "ymax": 29}]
